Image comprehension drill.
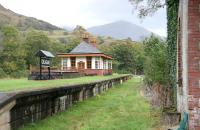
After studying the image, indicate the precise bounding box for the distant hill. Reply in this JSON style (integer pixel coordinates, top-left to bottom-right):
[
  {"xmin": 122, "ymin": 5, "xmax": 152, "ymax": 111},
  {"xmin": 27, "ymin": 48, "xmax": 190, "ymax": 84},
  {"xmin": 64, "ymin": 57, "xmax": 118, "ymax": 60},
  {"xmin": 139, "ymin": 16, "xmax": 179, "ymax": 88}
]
[
  {"xmin": 87, "ymin": 21, "xmax": 154, "ymax": 41},
  {"xmin": 0, "ymin": 4, "xmax": 60, "ymax": 31}
]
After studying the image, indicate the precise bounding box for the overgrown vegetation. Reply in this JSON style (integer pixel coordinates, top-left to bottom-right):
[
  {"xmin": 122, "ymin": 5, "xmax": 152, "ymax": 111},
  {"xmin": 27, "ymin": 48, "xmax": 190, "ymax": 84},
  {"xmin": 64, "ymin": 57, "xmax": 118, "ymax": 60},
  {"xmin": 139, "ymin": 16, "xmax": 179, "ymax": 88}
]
[
  {"xmin": 102, "ymin": 39, "xmax": 144, "ymax": 74},
  {"xmin": 20, "ymin": 77, "xmax": 160, "ymax": 130},
  {"xmin": 130, "ymin": 0, "xmax": 179, "ymax": 109},
  {"xmin": 143, "ymin": 35, "xmax": 168, "ymax": 86},
  {"xmin": 166, "ymin": 0, "xmax": 179, "ymax": 107}
]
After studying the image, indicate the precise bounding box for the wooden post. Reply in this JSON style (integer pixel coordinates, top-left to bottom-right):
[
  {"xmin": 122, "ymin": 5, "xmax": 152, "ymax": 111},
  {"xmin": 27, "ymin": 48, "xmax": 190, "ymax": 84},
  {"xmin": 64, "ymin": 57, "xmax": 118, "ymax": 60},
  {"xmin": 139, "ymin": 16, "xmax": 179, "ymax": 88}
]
[
  {"xmin": 40, "ymin": 57, "xmax": 42, "ymax": 80},
  {"xmin": 48, "ymin": 67, "xmax": 50, "ymax": 79}
]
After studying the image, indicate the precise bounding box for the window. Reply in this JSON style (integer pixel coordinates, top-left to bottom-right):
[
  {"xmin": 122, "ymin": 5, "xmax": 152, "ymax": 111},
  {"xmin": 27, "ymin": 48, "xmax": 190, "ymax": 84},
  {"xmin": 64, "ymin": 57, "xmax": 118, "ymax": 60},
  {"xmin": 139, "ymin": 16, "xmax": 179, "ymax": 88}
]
[
  {"xmin": 86, "ymin": 57, "xmax": 92, "ymax": 69},
  {"xmin": 70, "ymin": 57, "xmax": 76, "ymax": 68},
  {"xmin": 62, "ymin": 58, "xmax": 67, "ymax": 70},
  {"xmin": 95, "ymin": 57, "xmax": 100, "ymax": 69},
  {"xmin": 108, "ymin": 61, "xmax": 112, "ymax": 69}
]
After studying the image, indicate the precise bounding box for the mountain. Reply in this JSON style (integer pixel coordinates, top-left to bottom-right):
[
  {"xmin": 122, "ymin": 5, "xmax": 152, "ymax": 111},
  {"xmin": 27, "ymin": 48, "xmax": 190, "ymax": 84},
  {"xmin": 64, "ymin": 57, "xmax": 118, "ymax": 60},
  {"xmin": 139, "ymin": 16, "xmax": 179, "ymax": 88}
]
[
  {"xmin": 87, "ymin": 21, "xmax": 153, "ymax": 41},
  {"xmin": 0, "ymin": 4, "xmax": 60, "ymax": 31}
]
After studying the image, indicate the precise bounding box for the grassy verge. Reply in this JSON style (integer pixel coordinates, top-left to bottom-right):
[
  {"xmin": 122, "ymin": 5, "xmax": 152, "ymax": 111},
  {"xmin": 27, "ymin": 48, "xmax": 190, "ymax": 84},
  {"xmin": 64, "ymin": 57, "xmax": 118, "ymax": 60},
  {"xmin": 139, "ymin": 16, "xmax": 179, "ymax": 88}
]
[
  {"xmin": 0, "ymin": 74, "xmax": 127, "ymax": 92},
  {"xmin": 20, "ymin": 77, "xmax": 160, "ymax": 130}
]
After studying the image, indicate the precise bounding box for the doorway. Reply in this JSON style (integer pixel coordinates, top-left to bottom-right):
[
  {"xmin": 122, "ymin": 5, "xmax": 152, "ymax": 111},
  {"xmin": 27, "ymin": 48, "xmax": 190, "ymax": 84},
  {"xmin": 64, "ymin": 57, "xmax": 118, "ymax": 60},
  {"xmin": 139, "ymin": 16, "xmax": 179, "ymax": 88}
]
[{"xmin": 78, "ymin": 61, "xmax": 85, "ymax": 70}]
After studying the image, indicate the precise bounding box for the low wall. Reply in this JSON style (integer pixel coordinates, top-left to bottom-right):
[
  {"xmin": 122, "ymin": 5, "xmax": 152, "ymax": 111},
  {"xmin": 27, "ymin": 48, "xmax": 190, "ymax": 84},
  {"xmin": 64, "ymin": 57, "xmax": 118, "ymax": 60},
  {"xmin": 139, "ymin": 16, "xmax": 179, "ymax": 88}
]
[{"xmin": 0, "ymin": 75, "xmax": 132, "ymax": 130}]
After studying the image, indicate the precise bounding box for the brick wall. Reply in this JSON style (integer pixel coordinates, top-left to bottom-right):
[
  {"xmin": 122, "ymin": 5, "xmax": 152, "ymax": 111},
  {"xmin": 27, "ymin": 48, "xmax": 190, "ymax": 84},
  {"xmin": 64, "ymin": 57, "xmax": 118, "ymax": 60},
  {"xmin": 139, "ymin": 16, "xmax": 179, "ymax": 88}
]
[{"xmin": 188, "ymin": 0, "xmax": 200, "ymax": 129}]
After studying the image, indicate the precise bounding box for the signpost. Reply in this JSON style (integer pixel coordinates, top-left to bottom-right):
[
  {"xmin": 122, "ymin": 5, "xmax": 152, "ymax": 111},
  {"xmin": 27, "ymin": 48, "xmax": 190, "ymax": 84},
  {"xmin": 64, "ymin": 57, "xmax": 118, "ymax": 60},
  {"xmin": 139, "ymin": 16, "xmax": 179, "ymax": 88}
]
[{"xmin": 36, "ymin": 50, "xmax": 55, "ymax": 80}]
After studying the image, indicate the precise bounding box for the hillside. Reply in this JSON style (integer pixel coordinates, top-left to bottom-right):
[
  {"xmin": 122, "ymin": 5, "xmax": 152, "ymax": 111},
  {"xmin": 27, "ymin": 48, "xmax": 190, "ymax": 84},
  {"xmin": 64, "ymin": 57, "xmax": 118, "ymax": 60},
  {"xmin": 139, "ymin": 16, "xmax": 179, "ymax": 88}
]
[
  {"xmin": 87, "ymin": 21, "xmax": 153, "ymax": 41},
  {"xmin": 0, "ymin": 4, "xmax": 60, "ymax": 31}
]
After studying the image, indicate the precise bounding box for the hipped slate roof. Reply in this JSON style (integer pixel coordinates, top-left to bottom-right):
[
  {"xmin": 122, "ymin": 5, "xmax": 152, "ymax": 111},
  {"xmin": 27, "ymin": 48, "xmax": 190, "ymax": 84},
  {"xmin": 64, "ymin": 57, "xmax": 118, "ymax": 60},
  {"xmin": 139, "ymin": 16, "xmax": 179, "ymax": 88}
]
[{"xmin": 70, "ymin": 41, "xmax": 101, "ymax": 54}]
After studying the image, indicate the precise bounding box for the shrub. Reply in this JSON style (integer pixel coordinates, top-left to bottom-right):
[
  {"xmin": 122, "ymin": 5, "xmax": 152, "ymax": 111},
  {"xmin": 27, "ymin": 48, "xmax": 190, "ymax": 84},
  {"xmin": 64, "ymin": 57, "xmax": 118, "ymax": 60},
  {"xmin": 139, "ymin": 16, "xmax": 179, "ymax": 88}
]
[
  {"xmin": 0, "ymin": 68, "xmax": 7, "ymax": 78},
  {"xmin": 10, "ymin": 70, "xmax": 28, "ymax": 78}
]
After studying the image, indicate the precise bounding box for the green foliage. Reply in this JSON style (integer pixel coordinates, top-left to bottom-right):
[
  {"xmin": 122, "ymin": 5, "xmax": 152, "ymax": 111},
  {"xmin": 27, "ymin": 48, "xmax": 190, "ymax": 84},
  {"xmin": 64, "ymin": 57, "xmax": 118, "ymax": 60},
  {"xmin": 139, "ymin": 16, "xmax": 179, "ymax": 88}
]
[
  {"xmin": 20, "ymin": 78, "xmax": 160, "ymax": 130},
  {"xmin": 65, "ymin": 37, "xmax": 81, "ymax": 52},
  {"xmin": 166, "ymin": 0, "xmax": 179, "ymax": 106},
  {"xmin": 0, "ymin": 68, "xmax": 7, "ymax": 78},
  {"xmin": 143, "ymin": 35, "xmax": 169, "ymax": 86},
  {"xmin": 103, "ymin": 40, "xmax": 144, "ymax": 74},
  {"xmin": 104, "ymin": 42, "xmax": 135, "ymax": 73},
  {"xmin": 24, "ymin": 30, "xmax": 51, "ymax": 67},
  {"xmin": 10, "ymin": 70, "xmax": 28, "ymax": 78},
  {"xmin": 132, "ymin": 42, "xmax": 145, "ymax": 74},
  {"xmin": 0, "ymin": 25, "xmax": 26, "ymax": 75}
]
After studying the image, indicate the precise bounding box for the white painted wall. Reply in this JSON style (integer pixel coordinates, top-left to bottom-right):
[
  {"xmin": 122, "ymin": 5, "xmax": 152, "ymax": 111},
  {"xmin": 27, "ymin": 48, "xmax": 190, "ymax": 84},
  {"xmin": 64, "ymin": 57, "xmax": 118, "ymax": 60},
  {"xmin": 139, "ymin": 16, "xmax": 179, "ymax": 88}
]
[
  {"xmin": 67, "ymin": 58, "xmax": 71, "ymax": 68},
  {"xmin": 61, "ymin": 56, "xmax": 112, "ymax": 70}
]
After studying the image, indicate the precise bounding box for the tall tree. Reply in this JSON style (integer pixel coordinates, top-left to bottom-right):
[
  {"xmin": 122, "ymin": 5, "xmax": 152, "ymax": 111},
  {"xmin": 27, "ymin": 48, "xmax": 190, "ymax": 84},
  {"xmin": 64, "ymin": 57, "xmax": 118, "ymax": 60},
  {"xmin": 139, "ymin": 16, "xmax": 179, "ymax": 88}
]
[
  {"xmin": 105, "ymin": 41, "xmax": 136, "ymax": 73},
  {"xmin": 24, "ymin": 30, "xmax": 51, "ymax": 68},
  {"xmin": 0, "ymin": 25, "xmax": 26, "ymax": 75},
  {"xmin": 143, "ymin": 35, "xmax": 168, "ymax": 85}
]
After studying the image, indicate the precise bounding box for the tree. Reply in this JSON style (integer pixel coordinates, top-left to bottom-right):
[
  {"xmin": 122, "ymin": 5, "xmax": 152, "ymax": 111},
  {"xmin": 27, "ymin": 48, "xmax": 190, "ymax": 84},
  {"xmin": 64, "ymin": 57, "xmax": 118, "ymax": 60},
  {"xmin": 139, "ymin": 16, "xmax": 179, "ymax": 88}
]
[
  {"xmin": 129, "ymin": 0, "xmax": 165, "ymax": 18},
  {"xmin": 72, "ymin": 25, "xmax": 87, "ymax": 36},
  {"xmin": 104, "ymin": 41, "xmax": 136, "ymax": 74},
  {"xmin": 143, "ymin": 35, "xmax": 168, "ymax": 85},
  {"xmin": 24, "ymin": 30, "xmax": 51, "ymax": 67},
  {"xmin": 0, "ymin": 25, "xmax": 26, "ymax": 75},
  {"xmin": 65, "ymin": 36, "xmax": 81, "ymax": 53},
  {"xmin": 24, "ymin": 30, "xmax": 67, "ymax": 68},
  {"xmin": 132, "ymin": 42, "xmax": 145, "ymax": 74}
]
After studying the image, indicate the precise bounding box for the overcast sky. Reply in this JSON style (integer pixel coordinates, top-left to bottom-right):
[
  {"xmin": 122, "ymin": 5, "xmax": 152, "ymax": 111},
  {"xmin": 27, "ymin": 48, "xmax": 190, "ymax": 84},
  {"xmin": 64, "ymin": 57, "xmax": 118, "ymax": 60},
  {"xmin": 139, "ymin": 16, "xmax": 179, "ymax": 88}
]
[{"xmin": 0, "ymin": 0, "xmax": 167, "ymax": 36}]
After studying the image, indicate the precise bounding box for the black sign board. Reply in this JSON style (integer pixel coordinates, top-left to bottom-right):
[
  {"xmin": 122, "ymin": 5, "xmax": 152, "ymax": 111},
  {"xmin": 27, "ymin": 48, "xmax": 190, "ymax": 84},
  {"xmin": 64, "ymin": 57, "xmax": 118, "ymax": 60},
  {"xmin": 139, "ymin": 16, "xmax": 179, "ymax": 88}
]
[
  {"xmin": 41, "ymin": 58, "xmax": 50, "ymax": 67},
  {"xmin": 35, "ymin": 50, "xmax": 55, "ymax": 80}
]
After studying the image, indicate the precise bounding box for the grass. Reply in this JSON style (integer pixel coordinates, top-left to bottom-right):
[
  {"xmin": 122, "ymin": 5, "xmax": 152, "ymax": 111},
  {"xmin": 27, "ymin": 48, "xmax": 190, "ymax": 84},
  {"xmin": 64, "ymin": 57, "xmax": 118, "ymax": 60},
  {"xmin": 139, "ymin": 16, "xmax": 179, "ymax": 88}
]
[
  {"xmin": 0, "ymin": 74, "xmax": 126, "ymax": 92},
  {"xmin": 20, "ymin": 77, "xmax": 160, "ymax": 130}
]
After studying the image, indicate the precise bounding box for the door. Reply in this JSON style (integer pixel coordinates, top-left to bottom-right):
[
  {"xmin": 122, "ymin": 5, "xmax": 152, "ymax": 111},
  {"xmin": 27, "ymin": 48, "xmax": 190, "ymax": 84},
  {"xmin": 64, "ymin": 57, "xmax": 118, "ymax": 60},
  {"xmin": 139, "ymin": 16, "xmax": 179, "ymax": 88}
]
[{"xmin": 78, "ymin": 61, "xmax": 85, "ymax": 70}]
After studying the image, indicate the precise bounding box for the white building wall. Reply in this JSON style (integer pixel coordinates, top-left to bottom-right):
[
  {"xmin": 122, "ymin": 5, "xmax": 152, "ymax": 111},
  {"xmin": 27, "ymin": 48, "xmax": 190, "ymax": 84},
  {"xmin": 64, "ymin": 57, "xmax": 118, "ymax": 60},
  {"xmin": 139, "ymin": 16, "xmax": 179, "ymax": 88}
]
[
  {"xmin": 62, "ymin": 56, "xmax": 111, "ymax": 70},
  {"xmin": 67, "ymin": 58, "xmax": 71, "ymax": 68}
]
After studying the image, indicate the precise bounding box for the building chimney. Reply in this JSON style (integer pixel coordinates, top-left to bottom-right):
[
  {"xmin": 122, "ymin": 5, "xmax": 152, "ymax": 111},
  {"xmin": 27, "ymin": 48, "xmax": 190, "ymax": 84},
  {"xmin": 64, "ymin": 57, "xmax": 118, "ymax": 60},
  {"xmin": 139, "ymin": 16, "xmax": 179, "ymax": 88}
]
[
  {"xmin": 81, "ymin": 32, "xmax": 90, "ymax": 43},
  {"xmin": 89, "ymin": 37, "xmax": 97, "ymax": 47}
]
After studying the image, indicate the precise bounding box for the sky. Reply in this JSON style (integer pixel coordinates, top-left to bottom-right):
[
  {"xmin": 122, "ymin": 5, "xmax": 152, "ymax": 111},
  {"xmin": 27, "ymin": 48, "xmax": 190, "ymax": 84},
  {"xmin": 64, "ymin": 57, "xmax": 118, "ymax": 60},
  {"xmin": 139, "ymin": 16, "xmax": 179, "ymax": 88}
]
[{"xmin": 0, "ymin": 0, "xmax": 167, "ymax": 36}]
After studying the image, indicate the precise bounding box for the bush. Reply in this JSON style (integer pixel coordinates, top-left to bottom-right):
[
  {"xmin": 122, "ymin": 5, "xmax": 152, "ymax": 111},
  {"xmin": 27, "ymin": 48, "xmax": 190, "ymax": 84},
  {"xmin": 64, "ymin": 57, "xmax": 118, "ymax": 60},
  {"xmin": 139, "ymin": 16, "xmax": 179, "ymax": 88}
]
[
  {"xmin": 0, "ymin": 68, "xmax": 7, "ymax": 78},
  {"xmin": 143, "ymin": 35, "xmax": 169, "ymax": 86},
  {"xmin": 10, "ymin": 70, "xmax": 28, "ymax": 78}
]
